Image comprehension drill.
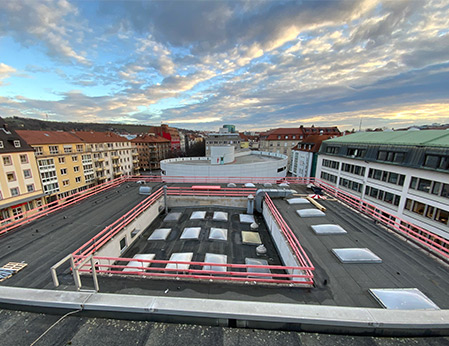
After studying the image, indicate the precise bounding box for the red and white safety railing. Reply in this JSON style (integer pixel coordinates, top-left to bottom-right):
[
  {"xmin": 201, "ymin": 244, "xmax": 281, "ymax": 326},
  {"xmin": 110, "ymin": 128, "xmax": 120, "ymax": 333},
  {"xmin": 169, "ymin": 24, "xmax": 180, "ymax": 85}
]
[
  {"xmin": 264, "ymin": 194, "xmax": 315, "ymax": 279},
  {"xmin": 313, "ymin": 178, "xmax": 449, "ymax": 260},
  {"xmin": 0, "ymin": 176, "xmax": 126, "ymax": 236},
  {"xmin": 73, "ymin": 255, "xmax": 314, "ymax": 286}
]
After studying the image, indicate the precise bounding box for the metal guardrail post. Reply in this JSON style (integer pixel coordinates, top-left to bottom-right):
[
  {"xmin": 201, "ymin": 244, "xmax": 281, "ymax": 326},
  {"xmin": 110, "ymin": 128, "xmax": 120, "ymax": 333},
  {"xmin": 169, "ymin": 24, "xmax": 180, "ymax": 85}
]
[
  {"xmin": 70, "ymin": 255, "xmax": 82, "ymax": 291},
  {"xmin": 91, "ymin": 257, "xmax": 100, "ymax": 292},
  {"xmin": 163, "ymin": 185, "xmax": 168, "ymax": 214}
]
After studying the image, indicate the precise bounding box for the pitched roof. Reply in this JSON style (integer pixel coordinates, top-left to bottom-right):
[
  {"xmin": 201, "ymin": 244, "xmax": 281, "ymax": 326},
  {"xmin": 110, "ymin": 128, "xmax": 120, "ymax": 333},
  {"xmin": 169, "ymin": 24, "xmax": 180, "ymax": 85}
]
[
  {"xmin": 324, "ymin": 130, "xmax": 449, "ymax": 148},
  {"xmin": 0, "ymin": 118, "xmax": 34, "ymax": 153},
  {"xmin": 131, "ymin": 134, "xmax": 170, "ymax": 144},
  {"xmin": 292, "ymin": 134, "xmax": 339, "ymax": 152},
  {"xmin": 16, "ymin": 130, "xmax": 83, "ymax": 145},
  {"xmin": 72, "ymin": 131, "xmax": 129, "ymax": 143}
]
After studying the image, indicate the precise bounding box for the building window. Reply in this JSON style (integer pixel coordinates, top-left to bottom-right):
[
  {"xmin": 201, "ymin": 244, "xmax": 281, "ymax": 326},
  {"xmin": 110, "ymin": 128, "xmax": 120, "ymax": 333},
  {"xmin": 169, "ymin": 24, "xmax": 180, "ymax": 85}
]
[
  {"xmin": 72, "ymin": 155, "xmax": 78, "ymax": 162},
  {"xmin": 0, "ymin": 141, "xmax": 3, "ymax": 149},
  {"xmin": 14, "ymin": 140, "xmax": 21, "ymax": 148},
  {"xmin": 27, "ymin": 184, "xmax": 35, "ymax": 192},
  {"xmin": 35, "ymin": 147, "xmax": 43, "ymax": 156},
  {"xmin": 347, "ymin": 148, "xmax": 366, "ymax": 158},
  {"xmin": 20, "ymin": 154, "xmax": 28, "ymax": 164},
  {"xmin": 325, "ymin": 146, "xmax": 339, "ymax": 154},
  {"xmin": 76, "ymin": 144, "xmax": 83, "ymax": 152},
  {"xmin": 64, "ymin": 145, "xmax": 72, "ymax": 153},
  {"xmin": 12, "ymin": 206, "xmax": 23, "ymax": 220},
  {"xmin": 2, "ymin": 156, "xmax": 12, "ymax": 165},
  {"xmin": 49, "ymin": 146, "xmax": 59, "ymax": 155},
  {"xmin": 23, "ymin": 169, "xmax": 32, "ymax": 179},
  {"xmin": 7, "ymin": 172, "xmax": 16, "ymax": 182},
  {"xmin": 60, "ymin": 168, "xmax": 67, "ymax": 175},
  {"xmin": 412, "ymin": 201, "xmax": 425, "ymax": 215},
  {"xmin": 62, "ymin": 180, "xmax": 69, "ymax": 187},
  {"xmin": 74, "ymin": 166, "xmax": 80, "ymax": 173},
  {"xmin": 10, "ymin": 187, "xmax": 19, "ymax": 196},
  {"xmin": 120, "ymin": 237, "xmax": 127, "ymax": 253},
  {"xmin": 58, "ymin": 157, "xmax": 65, "ymax": 164},
  {"xmin": 75, "ymin": 176, "xmax": 81, "ymax": 183},
  {"xmin": 377, "ymin": 151, "xmax": 405, "ymax": 163},
  {"xmin": 417, "ymin": 179, "xmax": 432, "ymax": 193}
]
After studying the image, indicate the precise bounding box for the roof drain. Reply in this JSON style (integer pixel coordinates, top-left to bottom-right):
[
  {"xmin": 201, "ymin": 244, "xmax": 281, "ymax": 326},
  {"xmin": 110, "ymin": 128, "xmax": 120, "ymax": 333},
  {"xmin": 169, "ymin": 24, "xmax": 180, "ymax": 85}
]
[{"xmin": 254, "ymin": 189, "xmax": 296, "ymax": 213}]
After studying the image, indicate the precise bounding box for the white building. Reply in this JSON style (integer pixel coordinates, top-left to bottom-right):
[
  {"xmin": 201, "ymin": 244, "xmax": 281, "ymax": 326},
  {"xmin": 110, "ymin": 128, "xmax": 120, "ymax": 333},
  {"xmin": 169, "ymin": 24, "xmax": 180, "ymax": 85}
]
[
  {"xmin": 317, "ymin": 130, "xmax": 449, "ymax": 240},
  {"xmin": 161, "ymin": 146, "xmax": 288, "ymax": 178}
]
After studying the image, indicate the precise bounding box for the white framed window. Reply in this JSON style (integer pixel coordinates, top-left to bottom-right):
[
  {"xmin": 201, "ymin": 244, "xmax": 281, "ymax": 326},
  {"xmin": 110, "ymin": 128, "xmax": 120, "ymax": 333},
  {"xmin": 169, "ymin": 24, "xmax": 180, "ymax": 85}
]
[
  {"xmin": 76, "ymin": 144, "xmax": 83, "ymax": 152},
  {"xmin": 49, "ymin": 146, "xmax": 59, "ymax": 154},
  {"xmin": 74, "ymin": 166, "xmax": 80, "ymax": 172},
  {"xmin": 72, "ymin": 155, "xmax": 78, "ymax": 162},
  {"xmin": 62, "ymin": 180, "xmax": 69, "ymax": 187},
  {"xmin": 10, "ymin": 187, "xmax": 19, "ymax": 196},
  {"xmin": 58, "ymin": 157, "xmax": 65, "ymax": 164},
  {"xmin": 60, "ymin": 168, "xmax": 67, "ymax": 175},
  {"xmin": 35, "ymin": 147, "xmax": 43, "ymax": 156},
  {"xmin": 64, "ymin": 145, "xmax": 72, "ymax": 153},
  {"xmin": 75, "ymin": 176, "xmax": 81, "ymax": 183},
  {"xmin": 0, "ymin": 141, "xmax": 3, "ymax": 149},
  {"xmin": 14, "ymin": 140, "xmax": 21, "ymax": 148},
  {"xmin": 26, "ymin": 184, "xmax": 35, "ymax": 192},
  {"xmin": 20, "ymin": 154, "xmax": 28, "ymax": 164}
]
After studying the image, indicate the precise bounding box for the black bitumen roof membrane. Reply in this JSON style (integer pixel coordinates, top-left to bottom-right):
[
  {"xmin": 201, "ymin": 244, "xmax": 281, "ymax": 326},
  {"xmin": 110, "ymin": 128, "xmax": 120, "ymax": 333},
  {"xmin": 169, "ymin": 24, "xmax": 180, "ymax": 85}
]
[{"xmin": 0, "ymin": 182, "xmax": 448, "ymax": 310}]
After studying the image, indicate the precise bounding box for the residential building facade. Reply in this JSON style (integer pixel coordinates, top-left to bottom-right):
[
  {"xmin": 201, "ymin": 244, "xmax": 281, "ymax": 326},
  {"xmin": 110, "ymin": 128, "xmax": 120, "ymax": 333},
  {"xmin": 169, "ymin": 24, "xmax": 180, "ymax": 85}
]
[
  {"xmin": 259, "ymin": 126, "xmax": 340, "ymax": 163},
  {"xmin": 316, "ymin": 130, "xmax": 449, "ymax": 240},
  {"xmin": 0, "ymin": 120, "xmax": 45, "ymax": 222},
  {"xmin": 16, "ymin": 130, "xmax": 95, "ymax": 203},
  {"xmin": 149, "ymin": 124, "xmax": 182, "ymax": 153},
  {"xmin": 290, "ymin": 134, "xmax": 340, "ymax": 177},
  {"xmin": 72, "ymin": 131, "xmax": 139, "ymax": 181},
  {"xmin": 131, "ymin": 134, "xmax": 170, "ymax": 171}
]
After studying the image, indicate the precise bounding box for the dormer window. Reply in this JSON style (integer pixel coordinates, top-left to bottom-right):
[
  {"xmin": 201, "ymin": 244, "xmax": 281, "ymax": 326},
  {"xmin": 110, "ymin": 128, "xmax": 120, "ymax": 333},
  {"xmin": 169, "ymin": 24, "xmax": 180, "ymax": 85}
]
[
  {"xmin": 0, "ymin": 141, "xmax": 3, "ymax": 149},
  {"xmin": 14, "ymin": 140, "xmax": 21, "ymax": 148}
]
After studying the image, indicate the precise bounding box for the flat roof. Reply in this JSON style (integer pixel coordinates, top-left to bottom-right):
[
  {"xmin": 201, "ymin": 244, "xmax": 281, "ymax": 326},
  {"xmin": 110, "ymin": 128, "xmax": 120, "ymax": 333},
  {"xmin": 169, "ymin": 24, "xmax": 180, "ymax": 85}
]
[
  {"xmin": 3, "ymin": 308, "xmax": 449, "ymax": 345},
  {"xmin": 167, "ymin": 153, "xmax": 284, "ymax": 166},
  {"xmin": 0, "ymin": 182, "xmax": 448, "ymax": 310},
  {"xmin": 324, "ymin": 130, "xmax": 449, "ymax": 148}
]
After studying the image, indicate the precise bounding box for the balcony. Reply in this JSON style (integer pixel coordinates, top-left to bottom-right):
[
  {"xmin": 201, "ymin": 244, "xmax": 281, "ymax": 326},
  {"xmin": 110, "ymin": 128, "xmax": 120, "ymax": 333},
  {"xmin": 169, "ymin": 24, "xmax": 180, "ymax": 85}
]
[
  {"xmin": 96, "ymin": 167, "xmax": 104, "ymax": 172},
  {"xmin": 98, "ymin": 176, "xmax": 107, "ymax": 181},
  {"xmin": 133, "ymin": 160, "xmax": 139, "ymax": 164},
  {"xmin": 114, "ymin": 171, "xmax": 123, "ymax": 177},
  {"xmin": 132, "ymin": 152, "xmax": 139, "ymax": 156},
  {"xmin": 94, "ymin": 157, "xmax": 105, "ymax": 162},
  {"xmin": 113, "ymin": 164, "xmax": 121, "ymax": 168},
  {"xmin": 112, "ymin": 155, "xmax": 119, "ymax": 160}
]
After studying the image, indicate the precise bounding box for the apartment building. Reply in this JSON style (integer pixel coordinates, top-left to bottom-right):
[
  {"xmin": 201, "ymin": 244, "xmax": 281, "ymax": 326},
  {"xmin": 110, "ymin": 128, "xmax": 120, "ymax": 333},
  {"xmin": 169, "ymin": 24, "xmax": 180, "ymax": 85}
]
[
  {"xmin": 0, "ymin": 120, "xmax": 45, "ymax": 222},
  {"xmin": 290, "ymin": 134, "xmax": 340, "ymax": 177},
  {"xmin": 317, "ymin": 130, "xmax": 449, "ymax": 240},
  {"xmin": 16, "ymin": 130, "xmax": 95, "ymax": 203},
  {"xmin": 205, "ymin": 127, "xmax": 241, "ymax": 156},
  {"xmin": 72, "ymin": 131, "xmax": 139, "ymax": 181},
  {"xmin": 149, "ymin": 124, "xmax": 182, "ymax": 152},
  {"xmin": 259, "ymin": 126, "xmax": 340, "ymax": 163},
  {"xmin": 131, "ymin": 134, "xmax": 170, "ymax": 171}
]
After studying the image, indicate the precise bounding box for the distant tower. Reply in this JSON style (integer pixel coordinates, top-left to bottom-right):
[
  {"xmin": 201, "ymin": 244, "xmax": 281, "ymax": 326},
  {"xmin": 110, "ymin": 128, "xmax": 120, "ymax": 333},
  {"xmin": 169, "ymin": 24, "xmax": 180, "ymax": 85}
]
[{"xmin": 223, "ymin": 124, "xmax": 236, "ymax": 133}]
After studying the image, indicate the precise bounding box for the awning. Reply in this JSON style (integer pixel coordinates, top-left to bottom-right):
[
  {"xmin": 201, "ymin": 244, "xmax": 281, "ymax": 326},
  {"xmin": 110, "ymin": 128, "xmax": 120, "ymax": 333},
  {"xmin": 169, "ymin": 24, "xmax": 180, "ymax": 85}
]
[{"xmin": 0, "ymin": 193, "xmax": 46, "ymax": 210}]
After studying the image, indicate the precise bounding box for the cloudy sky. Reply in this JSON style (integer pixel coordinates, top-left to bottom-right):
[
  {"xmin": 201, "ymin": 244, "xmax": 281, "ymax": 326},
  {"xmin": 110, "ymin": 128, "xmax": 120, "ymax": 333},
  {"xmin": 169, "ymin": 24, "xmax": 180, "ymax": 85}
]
[{"xmin": 1, "ymin": 0, "xmax": 449, "ymax": 131}]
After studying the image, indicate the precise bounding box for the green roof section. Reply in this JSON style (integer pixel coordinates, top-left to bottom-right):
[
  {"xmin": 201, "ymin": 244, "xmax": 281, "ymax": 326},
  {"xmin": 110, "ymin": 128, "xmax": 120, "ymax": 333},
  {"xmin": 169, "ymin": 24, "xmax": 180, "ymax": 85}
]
[{"xmin": 325, "ymin": 130, "xmax": 449, "ymax": 148}]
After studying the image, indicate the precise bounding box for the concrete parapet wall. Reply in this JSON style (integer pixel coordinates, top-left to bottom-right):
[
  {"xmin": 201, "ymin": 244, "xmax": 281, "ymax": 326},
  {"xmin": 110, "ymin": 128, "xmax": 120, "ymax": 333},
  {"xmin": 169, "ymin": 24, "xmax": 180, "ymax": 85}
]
[{"xmin": 1, "ymin": 287, "xmax": 448, "ymax": 336}]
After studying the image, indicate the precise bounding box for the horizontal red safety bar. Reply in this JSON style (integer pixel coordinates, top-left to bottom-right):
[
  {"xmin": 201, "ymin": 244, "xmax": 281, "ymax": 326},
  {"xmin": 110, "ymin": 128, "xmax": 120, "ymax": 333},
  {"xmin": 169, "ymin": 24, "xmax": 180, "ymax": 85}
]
[
  {"xmin": 0, "ymin": 176, "xmax": 126, "ymax": 236},
  {"xmin": 313, "ymin": 178, "xmax": 449, "ymax": 260},
  {"xmin": 191, "ymin": 185, "xmax": 221, "ymax": 190}
]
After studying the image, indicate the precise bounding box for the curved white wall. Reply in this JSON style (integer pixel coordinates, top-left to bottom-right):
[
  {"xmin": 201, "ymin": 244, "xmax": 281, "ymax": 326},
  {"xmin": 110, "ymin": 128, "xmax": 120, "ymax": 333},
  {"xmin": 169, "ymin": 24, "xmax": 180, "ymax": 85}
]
[{"xmin": 161, "ymin": 151, "xmax": 288, "ymax": 178}]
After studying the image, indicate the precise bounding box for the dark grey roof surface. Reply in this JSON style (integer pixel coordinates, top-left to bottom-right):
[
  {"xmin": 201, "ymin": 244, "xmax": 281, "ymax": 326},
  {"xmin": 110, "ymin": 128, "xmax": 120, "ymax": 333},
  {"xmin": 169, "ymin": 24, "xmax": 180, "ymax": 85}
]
[
  {"xmin": 1, "ymin": 182, "xmax": 448, "ymax": 310},
  {"xmin": 1, "ymin": 309, "xmax": 448, "ymax": 346}
]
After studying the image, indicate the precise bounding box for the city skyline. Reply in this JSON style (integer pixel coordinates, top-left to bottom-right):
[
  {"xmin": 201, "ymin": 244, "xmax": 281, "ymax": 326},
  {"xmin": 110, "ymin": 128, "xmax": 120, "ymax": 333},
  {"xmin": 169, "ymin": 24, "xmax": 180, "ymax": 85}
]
[{"xmin": 1, "ymin": 0, "xmax": 449, "ymax": 131}]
